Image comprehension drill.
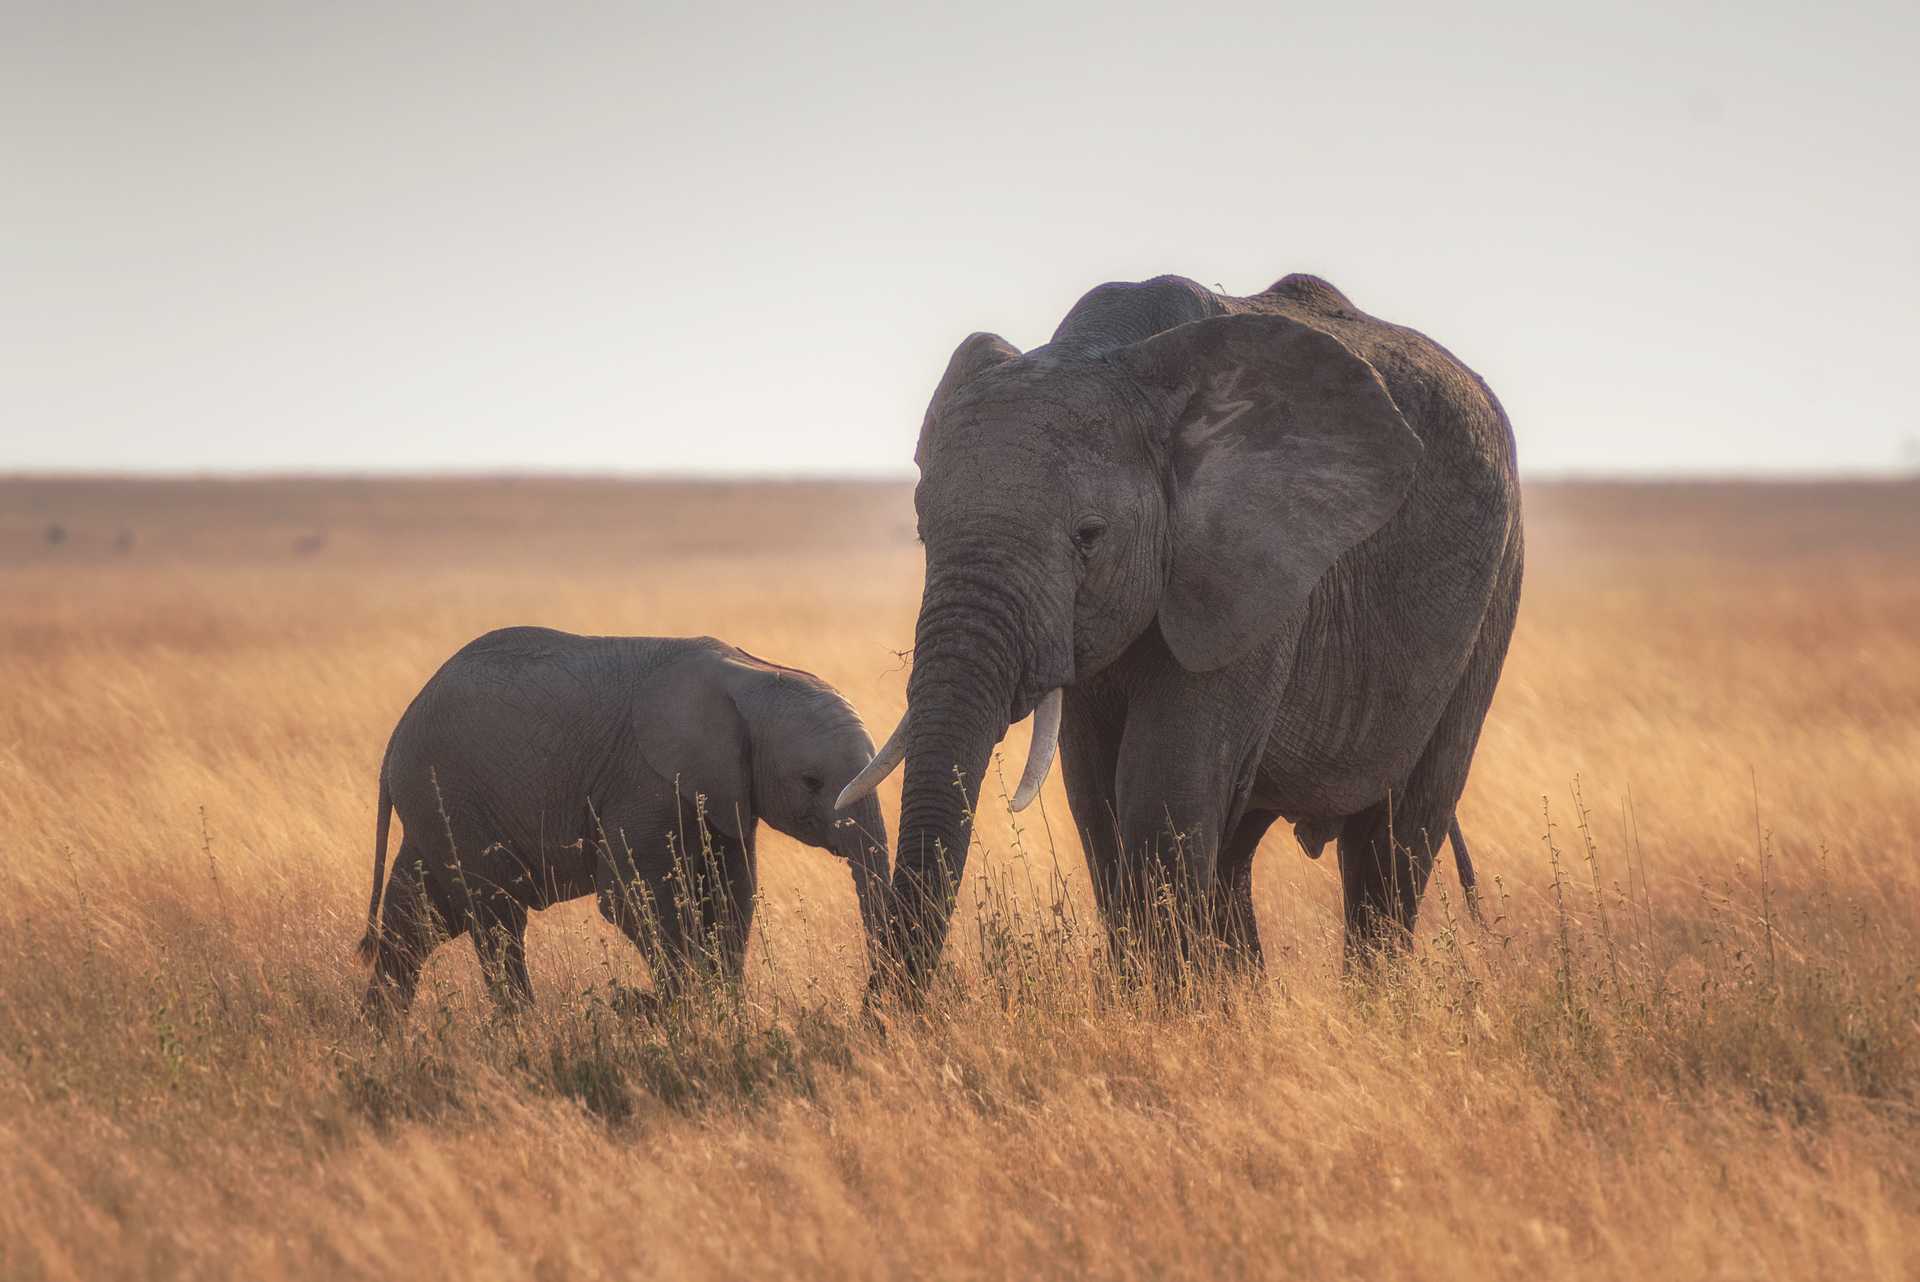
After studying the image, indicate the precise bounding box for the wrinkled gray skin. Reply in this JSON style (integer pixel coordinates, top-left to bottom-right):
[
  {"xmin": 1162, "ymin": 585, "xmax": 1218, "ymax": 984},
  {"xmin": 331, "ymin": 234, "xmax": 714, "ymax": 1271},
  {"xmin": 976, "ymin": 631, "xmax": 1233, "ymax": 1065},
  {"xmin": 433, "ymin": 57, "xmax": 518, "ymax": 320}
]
[
  {"xmin": 858, "ymin": 273, "xmax": 1522, "ymax": 981},
  {"xmin": 357, "ymin": 628, "xmax": 890, "ymax": 1020}
]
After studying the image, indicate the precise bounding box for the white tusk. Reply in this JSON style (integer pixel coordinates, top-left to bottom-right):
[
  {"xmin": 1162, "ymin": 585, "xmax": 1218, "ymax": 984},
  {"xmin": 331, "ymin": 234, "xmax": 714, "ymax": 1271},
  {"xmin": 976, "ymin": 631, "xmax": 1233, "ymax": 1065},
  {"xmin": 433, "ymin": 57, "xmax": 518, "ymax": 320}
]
[
  {"xmin": 1009, "ymin": 688, "xmax": 1062, "ymax": 812},
  {"xmin": 836, "ymin": 711, "xmax": 909, "ymax": 809}
]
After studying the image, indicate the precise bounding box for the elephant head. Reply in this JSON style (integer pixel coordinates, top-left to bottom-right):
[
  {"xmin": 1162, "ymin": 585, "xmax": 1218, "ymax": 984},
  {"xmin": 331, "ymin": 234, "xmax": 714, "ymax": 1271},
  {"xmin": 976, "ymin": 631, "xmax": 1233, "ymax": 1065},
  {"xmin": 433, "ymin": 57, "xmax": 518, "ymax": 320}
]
[
  {"xmin": 839, "ymin": 302, "xmax": 1423, "ymax": 980},
  {"xmin": 710, "ymin": 651, "xmax": 893, "ymax": 970}
]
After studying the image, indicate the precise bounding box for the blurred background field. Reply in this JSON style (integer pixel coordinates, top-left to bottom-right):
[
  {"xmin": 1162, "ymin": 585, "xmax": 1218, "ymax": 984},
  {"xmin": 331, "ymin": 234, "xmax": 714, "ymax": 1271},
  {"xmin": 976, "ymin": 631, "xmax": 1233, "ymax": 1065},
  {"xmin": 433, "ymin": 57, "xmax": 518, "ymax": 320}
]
[{"xmin": 3, "ymin": 476, "xmax": 1919, "ymax": 1280}]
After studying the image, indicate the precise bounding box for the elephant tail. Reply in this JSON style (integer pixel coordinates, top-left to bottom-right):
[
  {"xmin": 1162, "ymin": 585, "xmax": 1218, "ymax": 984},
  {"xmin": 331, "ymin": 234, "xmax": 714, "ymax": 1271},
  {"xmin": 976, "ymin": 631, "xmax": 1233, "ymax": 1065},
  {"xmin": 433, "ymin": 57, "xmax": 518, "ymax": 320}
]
[
  {"xmin": 356, "ymin": 770, "xmax": 394, "ymax": 964},
  {"xmin": 1448, "ymin": 817, "xmax": 1485, "ymax": 926}
]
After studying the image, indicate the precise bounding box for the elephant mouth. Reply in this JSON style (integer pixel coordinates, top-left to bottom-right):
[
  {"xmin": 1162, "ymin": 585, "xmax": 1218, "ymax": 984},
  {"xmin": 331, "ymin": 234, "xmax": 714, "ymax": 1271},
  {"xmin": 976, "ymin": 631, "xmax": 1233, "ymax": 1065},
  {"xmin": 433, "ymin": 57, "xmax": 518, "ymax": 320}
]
[
  {"xmin": 1008, "ymin": 666, "xmax": 1073, "ymax": 724},
  {"xmin": 836, "ymin": 660, "xmax": 1071, "ymax": 820}
]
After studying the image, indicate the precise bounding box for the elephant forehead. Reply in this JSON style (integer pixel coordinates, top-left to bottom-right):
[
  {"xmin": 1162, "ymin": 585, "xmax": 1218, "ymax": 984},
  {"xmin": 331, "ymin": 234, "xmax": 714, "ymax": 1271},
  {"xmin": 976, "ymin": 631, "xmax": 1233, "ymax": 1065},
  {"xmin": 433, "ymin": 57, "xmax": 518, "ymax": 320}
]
[
  {"xmin": 927, "ymin": 382, "xmax": 1143, "ymax": 468},
  {"xmin": 764, "ymin": 675, "xmax": 866, "ymax": 734},
  {"xmin": 946, "ymin": 346, "xmax": 1120, "ymax": 413},
  {"xmin": 810, "ymin": 698, "xmax": 873, "ymax": 751}
]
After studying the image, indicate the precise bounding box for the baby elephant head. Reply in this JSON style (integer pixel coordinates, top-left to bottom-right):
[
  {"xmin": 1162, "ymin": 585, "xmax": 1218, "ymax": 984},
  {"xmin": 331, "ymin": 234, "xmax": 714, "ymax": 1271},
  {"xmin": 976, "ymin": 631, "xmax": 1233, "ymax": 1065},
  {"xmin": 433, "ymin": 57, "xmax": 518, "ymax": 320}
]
[{"xmin": 716, "ymin": 653, "xmax": 893, "ymax": 968}]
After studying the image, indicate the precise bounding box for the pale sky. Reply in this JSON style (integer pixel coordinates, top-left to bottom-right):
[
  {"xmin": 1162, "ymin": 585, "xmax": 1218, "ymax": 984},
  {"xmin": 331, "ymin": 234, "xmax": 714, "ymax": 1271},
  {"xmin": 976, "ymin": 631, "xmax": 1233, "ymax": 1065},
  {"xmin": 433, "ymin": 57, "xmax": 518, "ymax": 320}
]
[{"xmin": 5, "ymin": 1, "xmax": 1916, "ymax": 476}]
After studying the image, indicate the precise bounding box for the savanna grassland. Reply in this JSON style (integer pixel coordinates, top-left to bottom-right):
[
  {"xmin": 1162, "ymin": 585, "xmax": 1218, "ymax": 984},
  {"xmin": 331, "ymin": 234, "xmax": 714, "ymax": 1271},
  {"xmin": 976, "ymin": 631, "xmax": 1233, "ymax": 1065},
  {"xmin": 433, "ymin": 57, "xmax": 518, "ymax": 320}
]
[{"xmin": 3, "ymin": 476, "xmax": 1919, "ymax": 1281}]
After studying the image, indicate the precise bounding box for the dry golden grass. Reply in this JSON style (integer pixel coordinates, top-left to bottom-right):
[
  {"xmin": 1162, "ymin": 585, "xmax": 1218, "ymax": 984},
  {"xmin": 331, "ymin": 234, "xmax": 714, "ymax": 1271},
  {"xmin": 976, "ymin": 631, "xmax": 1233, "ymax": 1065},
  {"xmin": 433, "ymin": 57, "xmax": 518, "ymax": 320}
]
[{"xmin": 3, "ymin": 475, "xmax": 1919, "ymax": 1281}]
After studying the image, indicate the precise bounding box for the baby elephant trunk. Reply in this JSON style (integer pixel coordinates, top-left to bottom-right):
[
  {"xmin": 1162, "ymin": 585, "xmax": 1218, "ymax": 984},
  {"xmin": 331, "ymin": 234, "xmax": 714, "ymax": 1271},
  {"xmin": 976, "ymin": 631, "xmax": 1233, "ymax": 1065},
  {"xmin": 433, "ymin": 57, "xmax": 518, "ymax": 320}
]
[{"xmin": 831, "ymin": 792, "xmax": 893, "ymax": 976}]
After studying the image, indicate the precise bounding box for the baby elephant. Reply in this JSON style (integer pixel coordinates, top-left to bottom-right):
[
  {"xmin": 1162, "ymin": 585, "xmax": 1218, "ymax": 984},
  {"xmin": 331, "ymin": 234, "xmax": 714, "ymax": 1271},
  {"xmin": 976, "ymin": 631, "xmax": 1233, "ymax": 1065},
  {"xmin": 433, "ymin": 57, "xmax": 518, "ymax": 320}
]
[{"xmin": 356, "ymin": 628, "xmax": 890, "ymax": 1020}]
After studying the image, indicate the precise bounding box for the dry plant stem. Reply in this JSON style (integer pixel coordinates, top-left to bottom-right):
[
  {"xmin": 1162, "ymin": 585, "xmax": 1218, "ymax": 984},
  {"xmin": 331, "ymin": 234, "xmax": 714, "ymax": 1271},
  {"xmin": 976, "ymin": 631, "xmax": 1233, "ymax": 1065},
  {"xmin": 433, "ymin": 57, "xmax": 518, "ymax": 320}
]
[
  {"xmin": 1753, "ymin": 768, "xmax": 1779, "ymax": 993},
  {"xmin": 1572, "ymin": 776, "xmax": 1621, "ymax": 1000}
]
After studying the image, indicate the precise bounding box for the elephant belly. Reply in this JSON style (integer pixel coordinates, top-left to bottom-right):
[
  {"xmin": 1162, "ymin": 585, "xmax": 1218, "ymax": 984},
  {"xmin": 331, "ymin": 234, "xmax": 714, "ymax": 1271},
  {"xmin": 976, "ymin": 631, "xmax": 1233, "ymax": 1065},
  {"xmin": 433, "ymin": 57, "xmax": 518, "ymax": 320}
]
[
  {"xmin": 1247, "ymin": 728, "xmax": 1421, "ymax": 824},
  {"xmin": 461, "ymin": 811, "xmax": 598, "ymax": 910},
  {"xmin": 523, "ymin": 837, "xmax": 598, "ymax": 908},
  {"xmin": 511, "ymin": 801, "xmax": 603, "ymax": 907},
  {"xmin": 1250, "ymin": 630, "xmax": 1463, "ymax": 821},
  {"xmin": 1250, "ymin": 776, "xmax": 1377, "ymax": 826}
]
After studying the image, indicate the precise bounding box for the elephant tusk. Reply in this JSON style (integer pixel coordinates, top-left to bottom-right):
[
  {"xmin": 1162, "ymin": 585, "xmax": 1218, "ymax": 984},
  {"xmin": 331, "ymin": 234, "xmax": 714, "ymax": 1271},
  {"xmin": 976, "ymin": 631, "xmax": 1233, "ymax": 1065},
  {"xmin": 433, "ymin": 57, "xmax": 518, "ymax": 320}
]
[
  {"xmin": 1009, "ymin": 688, "xmax": 1062, "ymax": 812},
  {"xmin": 836, "ymin": 711, "xmax": 909, "ymax": 809}
]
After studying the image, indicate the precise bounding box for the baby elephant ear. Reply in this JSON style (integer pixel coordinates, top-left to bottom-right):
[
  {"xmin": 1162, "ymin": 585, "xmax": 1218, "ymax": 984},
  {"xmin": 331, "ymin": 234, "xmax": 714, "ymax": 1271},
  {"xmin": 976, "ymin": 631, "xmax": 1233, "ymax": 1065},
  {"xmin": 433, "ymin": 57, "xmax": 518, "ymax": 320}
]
[
  {"xmin": 915, "ymin": 332, "xmax": 1022, "ymax": 472},
  {"xmin": 1114, "ymin": 313, "xmax": 1423, "ymax": 673},
  {"xmin": 636, "ymin": 660, "xmax": 754, "ymax": 844}
]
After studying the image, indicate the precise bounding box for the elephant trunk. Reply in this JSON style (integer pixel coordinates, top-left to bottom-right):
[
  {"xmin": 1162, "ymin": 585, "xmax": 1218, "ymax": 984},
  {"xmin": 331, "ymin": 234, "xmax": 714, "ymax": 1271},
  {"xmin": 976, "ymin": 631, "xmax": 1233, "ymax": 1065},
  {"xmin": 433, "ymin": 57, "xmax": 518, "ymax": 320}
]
[
  {"xmin": 832, "ymin": 792, "xmax": 893, "ymax": 974},
  {"xmin": 884, "ymin": 571, "xmax": 1033, "ymax": 984}
]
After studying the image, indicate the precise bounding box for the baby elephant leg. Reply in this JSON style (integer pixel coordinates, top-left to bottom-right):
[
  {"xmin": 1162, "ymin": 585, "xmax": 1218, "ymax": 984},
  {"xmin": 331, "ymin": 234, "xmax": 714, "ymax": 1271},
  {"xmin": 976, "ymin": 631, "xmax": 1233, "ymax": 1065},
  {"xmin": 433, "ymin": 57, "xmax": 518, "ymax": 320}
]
[
  {"xmin": 362, "ymin": 847, "xmax": 463, "ymax": 1023},
  {"xmin": 592, "ymin": 823, "xmax": 695, "ymax": 1004},
  {"xmin": 593, "ymin": 819, "xmax": 757, "ymax": 1001},
  {"xmin": 469, "ymin": 897, "xmax": 533, "ymax": 1010},
  {"xmin": 694, "ymin": 832, "xmax": 757, "ymax": 986}
]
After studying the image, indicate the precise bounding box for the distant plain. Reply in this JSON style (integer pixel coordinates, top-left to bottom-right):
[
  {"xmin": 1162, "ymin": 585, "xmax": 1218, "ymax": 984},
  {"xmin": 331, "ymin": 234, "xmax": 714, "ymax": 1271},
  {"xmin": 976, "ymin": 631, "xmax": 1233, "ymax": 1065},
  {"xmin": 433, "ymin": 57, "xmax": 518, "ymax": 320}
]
[{"xmin": 4, "ymin": 476, "xmax": 1918, "ymax": 1280}]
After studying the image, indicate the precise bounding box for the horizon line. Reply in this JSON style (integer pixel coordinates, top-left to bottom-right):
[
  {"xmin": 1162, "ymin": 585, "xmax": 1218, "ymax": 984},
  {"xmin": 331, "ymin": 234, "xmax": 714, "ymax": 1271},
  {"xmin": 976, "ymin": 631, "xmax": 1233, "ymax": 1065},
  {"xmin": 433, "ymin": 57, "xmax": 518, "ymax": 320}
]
[{"xmin": 2, "ymin": 466, "xmax": 1916, "ymax": 487}]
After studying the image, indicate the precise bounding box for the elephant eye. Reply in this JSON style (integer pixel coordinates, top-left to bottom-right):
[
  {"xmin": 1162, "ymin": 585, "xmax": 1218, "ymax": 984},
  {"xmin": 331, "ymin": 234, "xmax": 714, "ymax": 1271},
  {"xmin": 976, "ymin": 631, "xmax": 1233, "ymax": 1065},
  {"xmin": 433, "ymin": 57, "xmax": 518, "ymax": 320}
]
[
  {"xmin": 1071, "ymin": 516, "xmax": 1108, "ymax": 552},
  {"xmin": 801, "ymin": 772, "xmax": 824, "ymax": 793}
]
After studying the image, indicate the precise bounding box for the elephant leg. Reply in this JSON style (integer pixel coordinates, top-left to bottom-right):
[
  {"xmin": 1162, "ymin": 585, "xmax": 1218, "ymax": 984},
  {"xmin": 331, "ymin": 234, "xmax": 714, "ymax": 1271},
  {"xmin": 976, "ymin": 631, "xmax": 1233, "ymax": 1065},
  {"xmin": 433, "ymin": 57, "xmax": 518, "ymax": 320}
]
[
  {"xmin": 592, "ymin": 811, "xmax": 700, "ymax": 1003},
  {"xmin": 1109, "ymin": 774, "xmax": 1248, "ymax": 979},
  {"xmin": 1058, "ymin": 687, "xmax": 1128, "ymax": 956},
  {"xmin": 1106, "ymin": 629, "xmax": 1285, "ymax": 955},
  {"xmin": 470, "ymin": 898, "xmax": 533, "ymax": 1010},
  {"xmin": 1341, "ymin": 535, "xmax": 1523, "ymax": 967},
  {"xmin": 1210, "ymin": 809, "xmax": 1280, "ymax": 970},
  {"xmin": 696, "ymin": 830, "xmax": 757, "ymax": 985},
  {"xmin": 1111, "ymin": 676, "xmax": 1272, "ymax": 971},
  {"xmin": 362, "ymin": 847, "xmax": 464, "ymax": 1022},
  {"xmin": 1336, "ymin": 796, "xmax": 1441, "ymax": 963},
  {"xmin": 1336, "ymin": 682, "xmax": 1494, "ymax": 963}
]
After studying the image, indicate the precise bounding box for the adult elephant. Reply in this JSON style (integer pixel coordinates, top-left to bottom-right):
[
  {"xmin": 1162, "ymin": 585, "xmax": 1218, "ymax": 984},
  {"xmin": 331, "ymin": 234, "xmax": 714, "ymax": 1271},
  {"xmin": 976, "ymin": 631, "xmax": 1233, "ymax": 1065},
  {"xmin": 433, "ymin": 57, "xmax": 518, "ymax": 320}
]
[{"xmin": 841, "ymin": 273, "xmax": 1523, "ymax": 982}]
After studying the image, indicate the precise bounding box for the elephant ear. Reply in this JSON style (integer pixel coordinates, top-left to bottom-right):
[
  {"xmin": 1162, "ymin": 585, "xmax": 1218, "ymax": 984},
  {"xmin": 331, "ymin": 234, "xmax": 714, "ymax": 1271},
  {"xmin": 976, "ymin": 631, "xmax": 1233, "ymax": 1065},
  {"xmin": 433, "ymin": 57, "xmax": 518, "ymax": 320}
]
[
  {"xmin": 636, "ymin": 655, "xmax": 754, "ymax": 844},
  {"xmin": 914, "ymin": 331, "xmax": 1022, "ymax": 472},
  {"xmin": 1114, "ymin": 313, "xmax": 1423, "ymax": 673}
]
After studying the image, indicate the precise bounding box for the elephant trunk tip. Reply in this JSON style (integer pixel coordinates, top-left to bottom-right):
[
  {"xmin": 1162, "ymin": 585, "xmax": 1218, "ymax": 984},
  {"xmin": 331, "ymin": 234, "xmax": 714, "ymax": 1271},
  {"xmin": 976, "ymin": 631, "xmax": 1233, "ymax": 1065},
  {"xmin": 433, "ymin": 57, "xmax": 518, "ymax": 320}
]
[{"xmin": 354, "ymin": 931, "xmax": 378, "ymax": 965}]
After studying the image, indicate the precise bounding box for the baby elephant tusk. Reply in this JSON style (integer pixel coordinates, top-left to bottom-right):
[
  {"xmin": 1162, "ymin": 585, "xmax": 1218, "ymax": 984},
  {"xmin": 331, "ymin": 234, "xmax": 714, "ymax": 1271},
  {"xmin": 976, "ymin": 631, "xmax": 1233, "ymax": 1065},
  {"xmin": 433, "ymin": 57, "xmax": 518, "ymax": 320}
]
[{"xmin": 1009, "ymin": 688, "xmax": 1063, "ymax": 812}]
